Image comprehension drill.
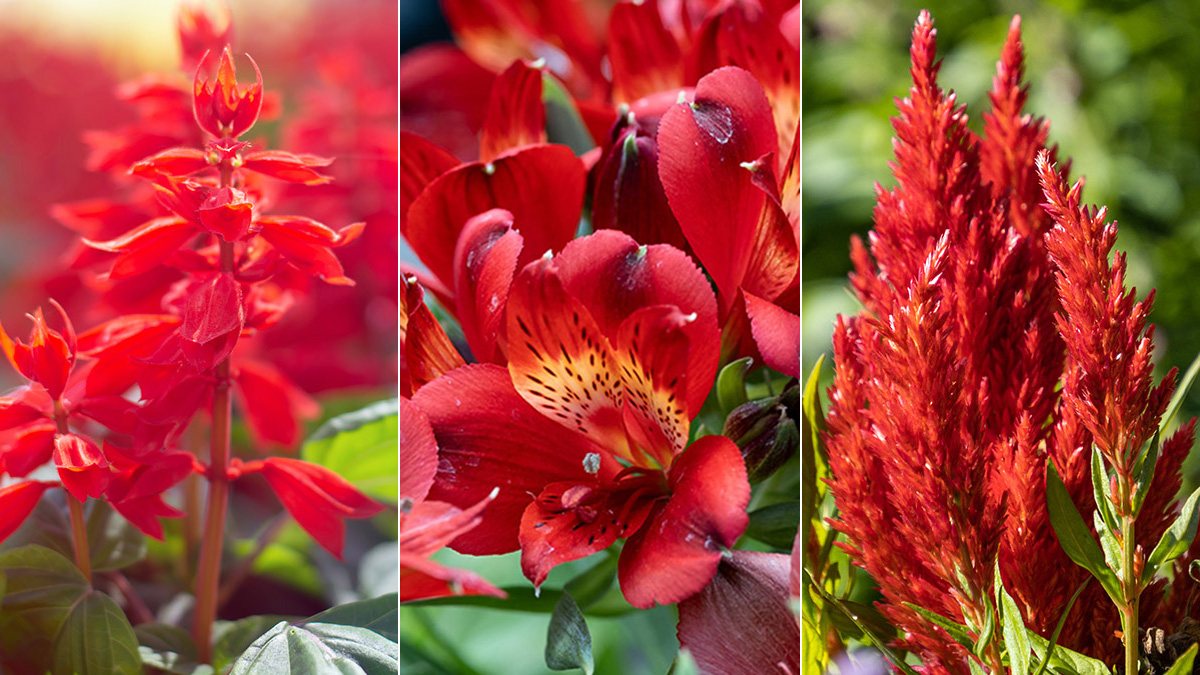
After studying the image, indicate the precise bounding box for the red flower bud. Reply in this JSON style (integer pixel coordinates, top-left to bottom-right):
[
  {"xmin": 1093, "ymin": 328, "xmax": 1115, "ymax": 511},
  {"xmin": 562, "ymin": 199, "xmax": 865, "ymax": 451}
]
[
  {"xmin": 0, "ymin": 300, "xmax": 77, "ymax": 400},
  {"xmin": 53, "ymin": 433, "xmax": 111, "ymax": 502},
  {"xmin": 193, "ymin": 46, "xmax": 263, "ymax": 139}
]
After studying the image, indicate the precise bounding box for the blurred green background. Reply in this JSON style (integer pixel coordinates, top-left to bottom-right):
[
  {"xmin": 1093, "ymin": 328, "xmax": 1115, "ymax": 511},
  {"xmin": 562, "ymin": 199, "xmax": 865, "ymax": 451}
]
[{"xmin": 803, "ymin": 0, "xmax": 1200, "ymax": 470}]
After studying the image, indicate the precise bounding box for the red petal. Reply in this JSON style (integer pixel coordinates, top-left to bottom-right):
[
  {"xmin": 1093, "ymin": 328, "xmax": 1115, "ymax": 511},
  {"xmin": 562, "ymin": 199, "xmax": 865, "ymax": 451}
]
[
  {"xmin": 0, "ymin": 422, "xmax": 56, "ymax": 477},
  {"xmin": 618, "ymin": 435, "xmax": 750, "ymax": 608},
  {"xmin": 506, "ymin": 254, "xmax": 632, "ymax": 461},
  {"xmin": 614, "ymin": 306, "xmax": 696, "ymax": 466},
  {"xmin": 677, "ymin": 550, "xmax": 801, "ymax": 675},
  {"xmin": 453, "ymin": 209, "xmax": 523, "ymax": 365},
  {"xmin": 400, "ymin": 397, "xmax": 438, "ymax": 504},
  {"xmin": 257, "ymin": 216, "xmax": 353, "ymax": 284},
  {"xmin": 607, "ymin": 0, "xmax": 684, "ymax": 104},
  {"xmin": 0, "ymin": 481, "xmax": 53, "ymax": 544},
  {"xmin": 233, "ymin": 359, "xmax": 320, "ymax": 449},
  {"xmin": 744, "ymin": 292, "xmax": 799, "ymax": 378},
  {"xmin": 479, "ymin": 60, "xmax": 547, "ymax": 163},
  {"xmin": 241, "ymin": 150, "xmax": 333, "ymax": 185},
  {"xmin": 180, "ymin": 274, "xmax": 244, "ymax": 370},
  {"xmin": 591, "ymin": 128, "xmax": 689, "ymax": 253},
  {"xmin": 400, "ymin": 277, "xmax": 466, "ymax": 397},
  {"xmin": 440, "ymin": 0, "xmax": 537, "ymax": 73},
  {"xmin": 110, "ymin": 494, "xmax": 185, "ymax": 540},
  {"xmin": 413, "ymin": 364, "xmax": 611, "ymax": 554},
  {"xmin": 554, "ymin": 230, "xmax": 720, "ymax": 415},
  {"xmin": 399, "ymin": 131, "xmax": 460, "ymax": 227},
  {"xmin": 690, "ymin": 1, "xmax": 798, "ymax": 171},
  {"xmin": 399, "ymin": 45, "xmax": 495, "ymax": 161},
  {"xmin": 54, "ymin": 433, "xmax": 111, "ymax": 501},
  {"xmin": 404, "ymin": 144, "xmax": 585, "ymax": 292},
  {"xmin": 259, "ymin": 457, "xmax": 384, "ymax": 559},
  {"xmin": 658, "ymin": 66, "xmax": 777, "ymax": 312},
  {"xmin": 198, "ymin": 187, "xmax": 254, "ymax": 242},
  {"xmin": 0, "ymin": 398, "xmax": 46, "ymax": 430},
  {"xmin": 400, "ymin": 553, "xmax": 507, "ymax": 602},
  {"xmin": 82, "ymin": 217, "xmax": 195, "ymax": 279},
  {"xmin": 401, "ymin": 493, "xmax": 496, "ymax": 559},
  {"xmin": 130, "ymin": 147, "xmax": 210, "ymax": 178}
]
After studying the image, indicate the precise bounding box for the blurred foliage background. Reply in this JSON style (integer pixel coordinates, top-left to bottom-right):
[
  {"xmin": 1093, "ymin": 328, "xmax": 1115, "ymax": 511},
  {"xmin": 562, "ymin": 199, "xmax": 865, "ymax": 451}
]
[{"xmin": 803, "ymin": 0, "xmax": 1200, "ymax": 481}]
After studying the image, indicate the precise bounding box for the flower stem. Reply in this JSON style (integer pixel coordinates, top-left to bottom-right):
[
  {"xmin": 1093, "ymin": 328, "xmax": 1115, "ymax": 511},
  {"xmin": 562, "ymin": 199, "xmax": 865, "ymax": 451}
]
[
  {"xmin": 193, "ymin": 239, "xmax": 236, "ymax": 664},
  {"xmin": 1122, "ymin": 510, "xmax": 1138, "ymax": 675},
  {"xmin": 54, "ymin": 399, "xmax": 90, "ymax": 584}
]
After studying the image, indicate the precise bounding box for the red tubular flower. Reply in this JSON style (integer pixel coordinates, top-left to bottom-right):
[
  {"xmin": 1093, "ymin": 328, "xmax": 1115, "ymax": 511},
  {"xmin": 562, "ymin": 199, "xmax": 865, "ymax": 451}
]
[
  {"xmin": 193, "ymin": 46, "xmax": 263, "ymax": 140},
  {"xmin": 415, "ymin": 231, "xmax": 748, "ymax": 608},
  {"xmin": 53, "ymin": 432, "xmax": 111, "ymax": 502},
  {"xmin": 0, "ymin": 481, "xmax": 53, "ymax": 544},
  {"xmin": 239, "ymin": 457, "xmax": 384, "ymax": 559},
  {"xmin": 0, "ymin": 300, "xmax": 76, "ymax": 400}
]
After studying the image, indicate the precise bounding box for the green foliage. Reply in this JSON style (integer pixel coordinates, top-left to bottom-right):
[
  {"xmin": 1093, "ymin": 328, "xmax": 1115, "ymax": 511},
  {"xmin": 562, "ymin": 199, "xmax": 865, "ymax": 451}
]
[
  {"xmin": 303, "ymin": 398, "xmax": 398, "ymax": 503},
  {"xmin": 545, "ymin": 592, "xmax": 594, "ymax": 674}
]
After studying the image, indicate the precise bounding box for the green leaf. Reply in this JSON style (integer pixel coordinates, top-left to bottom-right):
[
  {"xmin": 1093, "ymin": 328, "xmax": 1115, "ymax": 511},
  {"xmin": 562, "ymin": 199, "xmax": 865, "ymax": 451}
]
[
  {"xmin": 1144, "ymin": 485, "xmax": 1200, "ymax": 585},
  {"xmin": 1162, "ymin": 349, "xmax": 1200, "ymax": 435},
  {"xmin": 1045, "ymin": 460, "xmax": 1122, "ymax": 601},
  {"xmin": 901, "ymin": 603, "xmax": 974, "ymax": 651},
  {"xmin": 136, "ymin": 622, "xmax": 210, "ymax": 675},
  {"xmin": 51, "ymin": 590, "xmax": 141, "ymax": 675},
  {"xmin": 1030, "ymin": 579, "xmax": 1090, "ymax": 675},
  {"xmin": 302, "ymin": 399, "xmax": 398, "ymax": 502},
  {"xmin": 86, "ymin": 499, "xmax": 148, "ymax": 572},
  {"xmin": 0, "ymin": 544, "xmax": 90, "ymax": 671},
  {"xmin": 229, "ymin": 622, "xmax": 399, "ymax": 675},
  {"xmin": 211, "ymin": 615, "xmax": 294, "ymax": 673},
  {"xmin": 1165, "ymin": 644, "xmax": 1199, "ymax": 675},
  {"xmin": 563, "ymin": 551, "xmax": 617, "ymax": 610},
  {"xmin": 1093, "ymin": 510, "xmax": 1123, "ymax": 577},
  {"xmin": 745, "ymin": 501, "xmax": 802, "ymax": 549},
  {"xmin": 307, "ymin": 593, "xmax": 398, "ymax": 643},
  {"xmin": 545, "ymin": 592, "xmax": 593, "ymax": 674},
  {"xmin": 804, "ymin": 571, "xmax": 917, "ymax": 675},
  {"xmin": 716, "ymin": 357, "xmax": 754, "ymax": 413},
  {"xmin": 1132, "ymin": 432, "xmax": 1160, "ymax": 519},
  {"xmin": 1027, "ymin": 630, "xmax": 1111, "ymax": 675},
  {"xmin": 996, "ymin": 561, "xmax": 1032, "ymax": 675},
  {"xmin": 1090, "ymin": 447, "xmax": 1119, "ymax": 535},
  {"xmin": 358, "ymin": 542, "xmax": 398, "ymax": 600},
  {"xmin": 541, "ymin": 72, "xmax": 595, "ymax": 156}
]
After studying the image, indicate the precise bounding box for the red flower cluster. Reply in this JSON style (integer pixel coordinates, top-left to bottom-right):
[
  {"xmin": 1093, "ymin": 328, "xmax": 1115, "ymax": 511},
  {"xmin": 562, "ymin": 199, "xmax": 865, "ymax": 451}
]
[
  {"xmin": 401, "ymin": 1, "xmax": 798, "ymax": 660},
  {"xmin": 825, "ymin": 12, "xmax": 1195, "ymax": 667}
]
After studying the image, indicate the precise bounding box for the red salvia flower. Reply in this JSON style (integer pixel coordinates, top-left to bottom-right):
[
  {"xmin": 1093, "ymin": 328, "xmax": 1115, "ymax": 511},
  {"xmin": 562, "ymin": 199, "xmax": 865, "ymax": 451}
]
[
  {"xmin": 192, "ymin": 46, "xmax": 263, "ymax": 140},
  {"xmin": 0, "ymin": 300, "xmax": 76, "ymax": 401}
]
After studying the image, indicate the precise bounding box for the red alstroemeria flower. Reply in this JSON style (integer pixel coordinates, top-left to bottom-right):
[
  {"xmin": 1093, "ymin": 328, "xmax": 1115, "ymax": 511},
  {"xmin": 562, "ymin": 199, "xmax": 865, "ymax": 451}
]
[
  {"xmin": 193, "ymin": 46, "xmax": 263, "ymax": 140},
  {"xmin": 415, "ymin": 231, "xmax": 749, "ymax": 608},
  {"xmin": 399, "ymin": 397, "xmax": 505, "ymax": 602},
  {"xmin": 232, "ymin": 456, "xmax": 384, "ymax": 559}
]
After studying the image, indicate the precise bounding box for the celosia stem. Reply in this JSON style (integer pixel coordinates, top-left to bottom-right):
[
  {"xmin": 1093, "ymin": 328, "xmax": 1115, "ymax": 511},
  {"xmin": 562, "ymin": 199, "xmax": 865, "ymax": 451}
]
[
  {"xmin": 193, "ymin": 239, "xmax": 236, "ymax": 663},
  {"xmin": 1121, "ymin": 509, "xmax": 1138, "ymax": 675},
  {"xmin": 54, "ymin": 399, "xmax": 91, "ymax": 583}
]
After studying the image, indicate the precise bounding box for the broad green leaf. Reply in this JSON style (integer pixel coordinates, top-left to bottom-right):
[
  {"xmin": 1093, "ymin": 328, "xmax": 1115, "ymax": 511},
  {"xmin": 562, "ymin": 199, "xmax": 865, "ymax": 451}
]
[
  {"xmin": 0, "ymin": 544, "xmax": 89, "ymax": 671},
  {"xmin": 229, "ymin": 622, "xmax": 398, "ymax": 675},
  {"xmin": 399, "ymin": 607, "xmax": 482, "ymax": 675},
  {"xmin": 136, "ymin": 622, "xmax": 211, "ymax": 675},
  {"xmin": 545, "ymin": 592, "xmax": 593, "ymax": 674},
  {"xmin": 716, "ymin": 357, "xmax": 754, "ymax": 413},
  {"xmin": 302, "ymin": 399, "xmax": 397, "ymax": 502},
  {"xmin": 802, "ymin": 619, "xmax": 828, "ymax": 674},
  {"xmin": 211, "ymin": 615, "xmax": 294, "ymax": 673},
  {"xmin": 1144, "ymin": 485, "xmax": 1200, "ymax": 585},
  {"xmin": 1166, "ymin": 644, "xmax": 1199, "ymax": 675},
  {"xmin": 1090, "ymin": 447, "xmax": 1119, "ymax": 534},
  {"xmin": 51, "ymin": 590, "xmax": 141, "ymax": 675},
  {"xmin": 1030, "ymin": 579, "xmax": 1090, "ymax": 675},
  {"xmin": 541, "ymin": 73, "xmax": 595, "ymax": 155},
  {"xmin": 745, "ymin": 501, "xmax": 802, "ymax": 549},
  {"xmin": 996, "ymin": 562, "xmax": 1032, "ymax": 675},
  {"xmin": 86, "ymin": 499, "xmax": 147, "ymax": 571},
  {"xmin": 1027, "ymin": 631, "xmax": 1111, "ymax": 675},
  {"xmin": 307, "ymin": 593, "xmax": 398, "ymax": 643},
  {"xmin": 1045, "ymin": 460, "xmax": 1121, "ymax": 601},
  {"xmin": 563, "ymin": 551, "xmax": 617, "ymax": 610},
  {"xmin": 1162, "ymin": 349, "xmax": 1200, "ymax": 435}
]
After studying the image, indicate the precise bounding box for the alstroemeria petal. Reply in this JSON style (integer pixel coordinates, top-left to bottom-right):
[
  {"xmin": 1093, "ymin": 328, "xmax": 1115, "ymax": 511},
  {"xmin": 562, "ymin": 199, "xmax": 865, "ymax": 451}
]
[
  {"xmin": 399, "ymin": 45, "xmax": 494, "ymax": 161},
  {"xmin": 617, "ymin": 435, "xmax": 750, "ymax": 608},
  {"xmin": 744, "ymin": 292, "xmax": 799, "ymax": 378},
  {"xmin": 506, "ymin": 255, "xmax": 631, "ymax": 461},
  {"xmin": 554, "ymin": 231, "xmax": 719, "ymax": 415},
  {"xmin": 676, "ymin": 550, "xmax": 801, "ymax": 675},
  {"xmin": 404, "ymin": 144, "xmax": 585, "ymax": 292},
  {"xmin": 400, "ymin": 277, "xmax": 465, "ymax": 397},
  {"xmin": 399, "ymin": 397, "xmax": 438, "ymax": 504},
  {"xmin": 519, "ymin": 481, "xmax": 657, "ymax": 589},
  {"xmin": 399, "ymin": 131, "xmax": 460, "ymax": 225},
  {"xmin": 607, "ymin": 0, "xmax": 683, "ymax": 104},
  {"xmin": 613, "ymin": 306, "xmax": 694, "ymax": 466},
  {"xmin": 453, "ymin": 209, "xmax": 523, "ymax": 365},
  {"xmin": 0, "ymin": 481, "xmax": 53, "ymax": 545},
  {"xmin": 479, "ymin": 60, "xmax": 547, "ymax": 164},
  {"xmin": 401, "ymin": 494, "xmax": 496, "ymax": 559},
  {"xmin": 400, "ymin": 553, "xmax": 507, "ymax": 602},
  {"xmin": 413, "ymin": 364, "xmax": 611, "ymax": 555},
  {"xmin": 591, "ymin": 128, "xmax": 689, "ymax": 253},
  {"xmin": 658, "ymin": 66, "xmax": 777, "ymax": 312},
  {"xmin": 258, "ymin": 457, "xmax": 384, "ymax": 559}
]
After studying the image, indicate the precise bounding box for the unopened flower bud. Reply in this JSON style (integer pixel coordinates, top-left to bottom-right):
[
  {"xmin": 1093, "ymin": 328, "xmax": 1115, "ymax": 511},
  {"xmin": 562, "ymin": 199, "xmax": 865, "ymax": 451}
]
[{"xmin": 723, "ymin": 380, "xmax": 799, "ymax": 483}]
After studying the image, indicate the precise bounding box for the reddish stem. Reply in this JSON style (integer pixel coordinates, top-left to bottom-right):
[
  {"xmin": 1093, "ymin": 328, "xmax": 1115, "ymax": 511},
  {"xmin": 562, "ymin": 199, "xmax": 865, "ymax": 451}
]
[{"xmin": 54, "ymin": 399, "xmax": 91, "ymax": 584}]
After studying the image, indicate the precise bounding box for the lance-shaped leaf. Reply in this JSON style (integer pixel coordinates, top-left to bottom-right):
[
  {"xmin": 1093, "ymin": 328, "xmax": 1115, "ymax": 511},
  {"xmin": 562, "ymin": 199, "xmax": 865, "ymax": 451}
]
[
  {"xmin": 996, "ymin": 562, "xmax": 1032, "ymax": 675},
  {"xmin": 1166, "ymin": 645, "xmax": 1199, "ymax": 675},
  {"xmin": 1045, "ymin": 460, "xmax": 1121, "ymax": 602},
  {"xmin": 1090, "ymin": 447, "xmax": 1119, "ymax": 536},
  {"xmin": 1143, "ymin": 485, "xmax": 1200, "ymax": 586}
]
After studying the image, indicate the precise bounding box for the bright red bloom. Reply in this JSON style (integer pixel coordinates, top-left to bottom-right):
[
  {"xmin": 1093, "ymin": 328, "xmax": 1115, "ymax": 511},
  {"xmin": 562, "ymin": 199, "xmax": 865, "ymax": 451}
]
[
  {"xmin": 415, "ymin": 231, "xmax": 749, "ymax": 608},
  {"xmin": 237, "ymin": 457, "xmax": 384, "ymax": 560},
  {"xmin": 193, "ymin": 46, "xmax": 263, "ymax": 140},
  {"xmin": 0, "ymin": 481, "xmax": 53, "ymax": 544},
  {"xmin": 0, "ymin": 300, "xmax": 76, "ymax": 400},
  {"xmin": 52, "ymin": 432, "xmax": 111, "ymax": 502}
]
